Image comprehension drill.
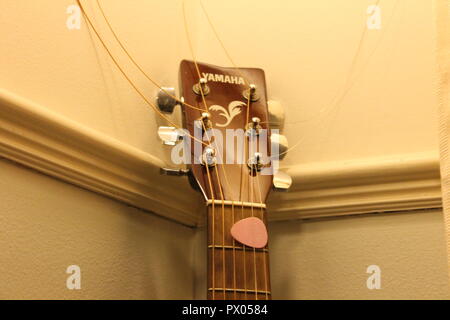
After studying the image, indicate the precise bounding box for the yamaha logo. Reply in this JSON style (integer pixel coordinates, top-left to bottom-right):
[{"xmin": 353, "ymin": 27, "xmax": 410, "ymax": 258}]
[{"xmin": 202, "ymin": 72, "xmax": 245, "ymax": 85}]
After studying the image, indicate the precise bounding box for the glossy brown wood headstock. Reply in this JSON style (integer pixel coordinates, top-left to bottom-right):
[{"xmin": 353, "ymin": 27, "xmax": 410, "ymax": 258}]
[{"xmin": 179, "ymin": 60, "xmax": 273, "ymax": 204}]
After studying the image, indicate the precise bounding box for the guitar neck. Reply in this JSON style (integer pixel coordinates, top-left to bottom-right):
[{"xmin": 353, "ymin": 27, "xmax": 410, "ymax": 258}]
[{"xmin": 206, "ymin": 202, "xmax": 271, "ymax": 300}]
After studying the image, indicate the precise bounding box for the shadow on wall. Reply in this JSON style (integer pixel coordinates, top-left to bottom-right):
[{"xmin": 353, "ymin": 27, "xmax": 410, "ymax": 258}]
[{"xmin": 122, "ymin": 205, "xmax": 197, "ymax": 299}]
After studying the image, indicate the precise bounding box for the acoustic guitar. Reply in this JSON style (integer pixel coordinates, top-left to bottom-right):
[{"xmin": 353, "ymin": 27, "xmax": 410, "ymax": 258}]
[{"xmin": 157, "ymin": 60, "xmax": 291, "ymax": 300}]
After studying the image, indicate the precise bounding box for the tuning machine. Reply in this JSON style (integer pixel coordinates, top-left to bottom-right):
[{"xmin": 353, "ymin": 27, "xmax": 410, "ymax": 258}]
[
  {"xmin": 193, "ymin": 78, "xmax": 210, "ymax": 96},
  {"xmin": 200, "ymin": 146, "xmax": 217, "ymax": 167},
  {"xmin": 195, "ymin": 112, "xmax": 213, "ymax": 131},
  {"xmin": 270, "ymin": 133, "xmax": 288, "ymax": 160},
  {"xmin": 267, "ymin": 100, "xmax": 285, "ymax": 132},
  {"xmin": 247, "ymin": 152, "xmax": 265, "ymax": 174},
  {"xmin": 245, "ymin": 117, "xmax": 262, "ymax": 137},
  {"xmin": 157, "ymin": 126, "xmax": 184, "ymax": 145},
  {"xmin": 272, "ymin": 171, "xmax": 292, "ymax": 192},
  {"xmin": 242, "ymin": 84, "xmax": 260, "ymax": 102},
  {"xmin": 160, "ymin": 167, "xmax": 200, "ymax": 191},
  {"xmin": 156, "ymin": 87, "xmax": 182, "ymax": 114},
  {"xmin": 160, "ymin": 168, "xmax": 189, "ymax": 176}
]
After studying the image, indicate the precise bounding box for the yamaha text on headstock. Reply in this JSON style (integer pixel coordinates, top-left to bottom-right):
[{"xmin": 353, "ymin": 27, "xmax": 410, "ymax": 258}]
[{"xmin": 157, "ymin": 60, "xmax": 291, "ymax": 300}]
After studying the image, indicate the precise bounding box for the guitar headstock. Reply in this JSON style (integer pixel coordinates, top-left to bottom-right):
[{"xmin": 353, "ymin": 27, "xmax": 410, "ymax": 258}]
[{"xmin": 157, "ymin": 60, "xmax": 291, "ymax": 204}]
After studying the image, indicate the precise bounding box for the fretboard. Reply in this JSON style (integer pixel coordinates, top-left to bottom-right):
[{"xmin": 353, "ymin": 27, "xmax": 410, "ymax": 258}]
[{"xmin": 206, "ymin": 202, "xmax": 271, "ymax": 300}]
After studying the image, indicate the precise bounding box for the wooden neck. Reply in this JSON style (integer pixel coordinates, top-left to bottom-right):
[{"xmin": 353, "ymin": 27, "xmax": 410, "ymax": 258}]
[{"xmin": 206, "ymin": 203, "xmax": 271, "ymax": 300}]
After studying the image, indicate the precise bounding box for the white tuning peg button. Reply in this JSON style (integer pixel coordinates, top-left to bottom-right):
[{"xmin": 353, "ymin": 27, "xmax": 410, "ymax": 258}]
[
  {"xmin": 273, "ymin": 171, "xmax": 292, "ymax": 191},
  {"xmin": 270, "ymin": 133, "xmax": 288, "ymax": 160},
  {"xmin": 268, "ymin": 100, "xmax": 285, "ymax": 132},
  {"xmin": 157, "ymin": 126, "xmax": 184, "ymax": 146}
]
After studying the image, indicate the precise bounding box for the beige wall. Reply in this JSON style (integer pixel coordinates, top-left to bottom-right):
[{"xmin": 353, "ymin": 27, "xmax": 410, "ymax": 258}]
[
  {"xmin": 193, "ymin": 211, "xmax": 450, "ymax": 300},
  {"xmin": 0, "ymin": 0, "xmax": 195, "ymax": 161},
  {"xmin": 0, "ymin": 159, "xmax": 195, "ymax": 299},
  {"xmin": 0, "ymin": 0, "xmax": 438, "ymax": 165},
  {"xmin": 196, "ymin": 0, "xmax": 438, "ymax": 165},
  {"xmin": 270, "ymin": 211, "xmax": 449, "ymax": 299},
  {"xmin": 2, "ymin": 156, "xmax": 447, "ymax": 299},
  {"xmin": 0, "ymin": 0, "xmax": 447, "ymax": 300}
]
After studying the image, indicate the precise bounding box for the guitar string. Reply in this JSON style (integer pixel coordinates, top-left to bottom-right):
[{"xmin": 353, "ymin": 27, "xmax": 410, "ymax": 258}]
[
  {"xmin": 239, "ymin": 91, "xmax": 253, "ymax": 299},
  {"xmin": 230, "ymin": 0, "xmax": 387, "ymax": 161},
  {"xmin": 198, "ymin": 4, "xmax": 286, "ymax": 298},
  {"xmin": 80, "ymin": 1, "xmax": 362, "ymax": 300},
  {"xmin": 301, "ymin": 0, "xmax": 400, "ymax": 162},
  {"xmin": 81, "ymin": 0, "xmax": 390, "ymax": 302},
  {"xmin": 199, "ymin": 0, "xmax": 250, "ymax": 87},
  {"xmin": 206, "ymin": 149, "xmax": 241, "ymax": 298},
  {"xmin": 277, "ymin": 0, "xmax": 384, "ymax": 127},
  {"xmin": 262, "ymin": 1, "xmax": 390, "ymax": 159},
  {"xmin": 184, "ymin": 0, "xmax": 263, "ymax": 300},
  {"xmin": 195, "ymin": 90, "xmax": 220, "ymax": 300},
  {"xmin": 80, "ymin": 0, "xmax": 223, "ymax": 299},
  {"xmin": 182, "ymin": 0, "xmax": 229, "ymax": 299},
  {"xmin": 200, "ymin": 0, "xmax": 383, "ymax": 129},
  {"xmin": 231, "ymin": 200, "xmax": 237, "ymax": 299},
  {"xmin": 81, "ymin": 0, "xmax": 317, "ymax": 300},
  {"xmin": 203, "ymin": 158, "xmax": 216, "ymax": 299},
  {"xmin": 246, "ymin": 120, "xmax": 259, "ymax": 299},
  {"xmin": 184, "ymin": 0, "xmax": 378, "ymax": 165},
  {"xmin": 90, "ymin": 0, "xmax": 386, "ymax": 189},
  {"xmin": 256, "ymin": 0, "xmax": 384, "ymax": 300},
  {"xmin": 75, "ymin": 0, "xmax": 208, "ymax": 147},
  {"xmin": 243, "ymin": 88, "xmax": 261, "ymax": 301},
  {"xmin": 255, "ymin": 172, "xmax": 269, "ymax": 300},
  {"xmin": 198, "ymin": 0, "xmax": 386, "ymax": 159},
  {"xmin": 95, "ymin": 0, "xmax": 208, "ymax": 112},
  {"xmin": 249, "ymin": 144, "xmax": 258, "ymax": 300},
  {"xmin": 88, "ymin": 0, "xmax": 386, "ymax": 159}
]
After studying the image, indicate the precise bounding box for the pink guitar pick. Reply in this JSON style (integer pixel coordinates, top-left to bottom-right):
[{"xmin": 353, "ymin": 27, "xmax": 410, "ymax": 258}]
[{"xmin": 230, "ymin": 217, "xmax": 268, "ymax": 249}]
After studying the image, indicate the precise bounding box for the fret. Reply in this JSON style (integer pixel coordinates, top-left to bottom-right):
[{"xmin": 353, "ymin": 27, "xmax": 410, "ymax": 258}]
[
  {"xmin": 208, "ymin": 245, "xmax": 268, "ymax": 252},
  {"xmin": 207, "ymin": 205, "xmax": 271, "ymax": 300},
  {"xmin": 208, "ymin": 288, "xmax": 271, "ymax": 295},
  {"xmin": 206, "ymin": 199, "xmax": 266, "ymax": 209}
]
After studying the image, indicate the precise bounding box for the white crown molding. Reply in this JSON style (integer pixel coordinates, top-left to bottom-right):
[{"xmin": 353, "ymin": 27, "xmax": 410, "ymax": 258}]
[
  {"xmin": 0, "ymin": 89, "xmax": 442, "ymax": 226},
  {"xmin": 0, "ymin": 89, "xmax": 204, "ymax": 227},
  {"xmin": 267, "ymin": 152, "xmax": 442, "ymax": 220}
]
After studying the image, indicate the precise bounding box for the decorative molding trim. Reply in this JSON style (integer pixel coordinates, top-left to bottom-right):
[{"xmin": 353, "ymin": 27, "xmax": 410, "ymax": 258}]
[
  {"xmin": 0, "ymin": 89, "xmax": 204, "ymax": 227},
  {"xmin": 0, "ymin": 89, "xmax": 443, "ymax": 226},
  {"xmin": 267, "ymin": 152, "xmax": 442, "ymax": 220}
]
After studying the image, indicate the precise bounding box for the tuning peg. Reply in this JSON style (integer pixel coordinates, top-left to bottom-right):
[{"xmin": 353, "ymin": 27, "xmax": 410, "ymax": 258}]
[
  {"xmin": 193, "ymin": 78, "xmax": 210, "ymax": 96},
  {"xmin": 157, "ymin": 126, "xmax": 184, "ymax": 145},
  {"xmin": 272, "ymin": 171, "xmax": 292, "ymax": 191},
  {"xmin": 270, "ymin": 133, "xmax": 288, "ymax": 160},
  {"xmin": 242, "ymin": 84, "xmax": 260, "ymax": 102},
  {"xmin": 156, "ymin": 87, "xmax": 179, "ymax": 113},
  {"xmin": 160, "ymin": 168, "xmax": 200, "ymax": 192},
  {"xmin": 267, "ymin": 100, "xmax": 285, "ymax": 131},
  {"xmin": 160, "ymin": 168, "xmax": 190, "ymax": 176}
]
